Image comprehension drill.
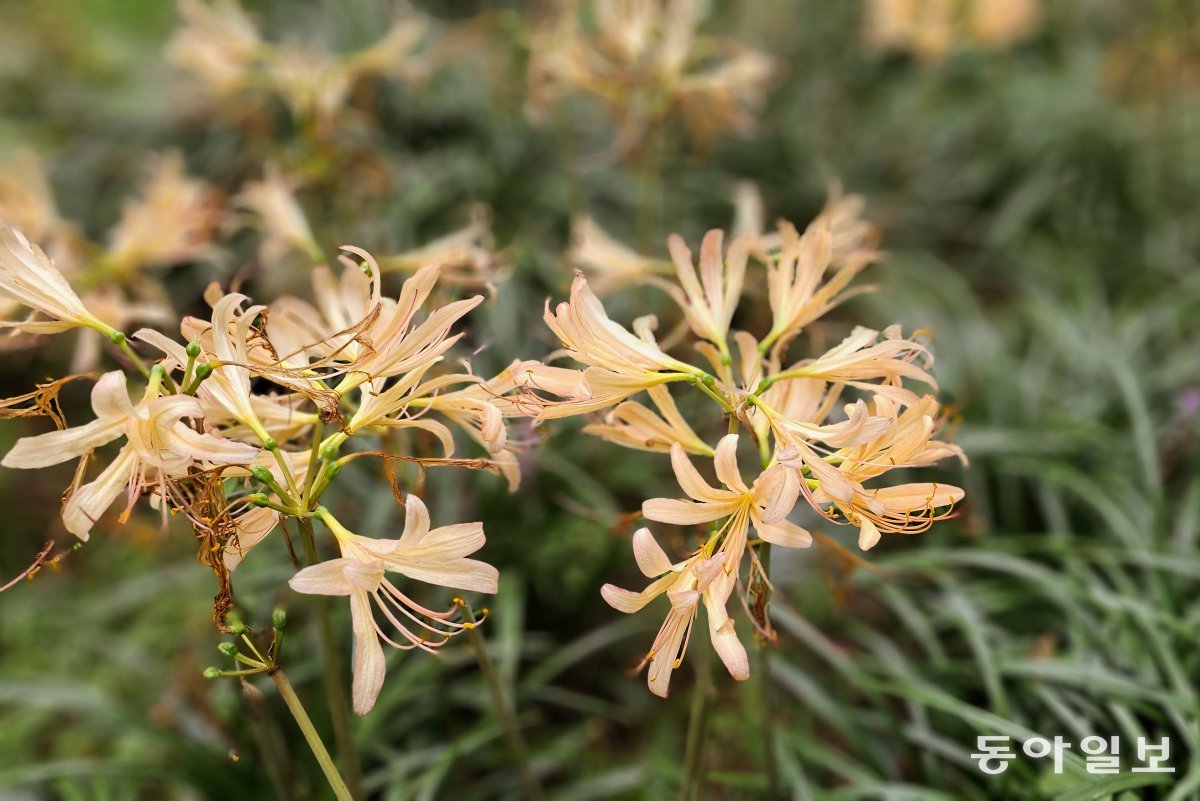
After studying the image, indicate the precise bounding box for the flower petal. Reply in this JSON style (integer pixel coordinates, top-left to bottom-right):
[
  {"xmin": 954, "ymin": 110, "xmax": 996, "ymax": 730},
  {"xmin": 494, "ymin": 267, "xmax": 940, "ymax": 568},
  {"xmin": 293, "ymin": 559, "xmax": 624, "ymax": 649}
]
[
  {"xmin": 754, "ymin": 514, "xmax": 813, "ymax": 548},
  {"xmin": 288, "ymin": 558, "xmax": 357, "ymax": 595},
  {"xmin": 712, "ymin": 434, "xmax": 748, "ymax": 493},
  {"xmin": 632, "ymin": 527, "xmax": 673, "ymax": 577},
  {"xmin": 90, "ymin": 371, "xmax": 135, "ymax": 420},
  {"xmin": 61, "ymin": 445, "xmax": 137, "ymax": 540},
  {"xmin": 642, "ymin": 498, "xmax": 730, "ymax": 526},
  {"xmin": 2, "ymin": 417, "xmax": 124, "ymax": 469},
  {"xmin": 350, "ymin": 591, "xmax": 386, "ymax": 715},
  {"xmin": 858, "ymin": 517, "xmax": 882, "ymax": 551},
  {"xmin": 669, "ymin": 442, "xmax": 725, "ymax": 502}
]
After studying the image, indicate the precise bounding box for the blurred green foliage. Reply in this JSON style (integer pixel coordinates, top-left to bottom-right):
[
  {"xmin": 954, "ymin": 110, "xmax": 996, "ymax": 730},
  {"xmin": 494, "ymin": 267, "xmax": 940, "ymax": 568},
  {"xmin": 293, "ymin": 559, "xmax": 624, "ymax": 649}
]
[{"xmin": 1, "ymin": 0, "xmax": 1199, "ymax": 799}]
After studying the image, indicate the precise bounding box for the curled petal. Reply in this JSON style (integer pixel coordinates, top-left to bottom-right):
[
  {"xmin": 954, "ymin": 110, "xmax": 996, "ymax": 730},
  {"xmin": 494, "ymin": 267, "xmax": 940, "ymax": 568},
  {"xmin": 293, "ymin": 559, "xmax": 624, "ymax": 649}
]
[
  {"xmin": 350, "ymin": 591, "xmax": 386, "ymax": 715},
  {"xmin": 712, "ymin": 434, "xmax": 748, "ymax": 493},
  {"xmin": 632, "ymin": 527, "xmax": 673, "ymax": 577},
  {"xmin": 61, "ymin": 445, "xmax": 137, "ymax": 540},
  {"xmin": 755, "ymin": 515, "xmax": 812, "ymax": 549}
]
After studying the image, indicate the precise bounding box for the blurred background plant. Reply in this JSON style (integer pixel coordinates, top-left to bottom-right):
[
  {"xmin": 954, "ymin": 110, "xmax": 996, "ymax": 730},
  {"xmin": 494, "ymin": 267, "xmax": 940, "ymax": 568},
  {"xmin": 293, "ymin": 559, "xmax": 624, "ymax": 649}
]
[{"xmin": 1, "ymin": 0, "xmax": 1199, "ymax": 799}]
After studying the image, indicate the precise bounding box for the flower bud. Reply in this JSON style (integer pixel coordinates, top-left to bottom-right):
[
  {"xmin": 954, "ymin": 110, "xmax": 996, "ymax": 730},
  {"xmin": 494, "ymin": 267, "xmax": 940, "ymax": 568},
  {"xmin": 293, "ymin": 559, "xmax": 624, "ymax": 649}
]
[
  {"xmin": 185, "ymin": 339, "xmax": 202, "ymax": 358},
  {"xmin": 203, "ymin": 667, "xmax": 222, "ymax": 679},
  {"xmin": 194, "ymin": 362, "xmax": 214, "ymax": 381},
  {"xmin": 218, "ymin": 641, "xmax": 239, "ymax": 657},
  {"xmin": 226, "ymin": 611, "xmax": 248, "ymax": 636},
  {"xmin": 249, "ymin": 466, "xmax": 274, "ymax": 484},
  {"xmin": 272, "ymin": 607, "xmax": 287, "ymax": 630}
]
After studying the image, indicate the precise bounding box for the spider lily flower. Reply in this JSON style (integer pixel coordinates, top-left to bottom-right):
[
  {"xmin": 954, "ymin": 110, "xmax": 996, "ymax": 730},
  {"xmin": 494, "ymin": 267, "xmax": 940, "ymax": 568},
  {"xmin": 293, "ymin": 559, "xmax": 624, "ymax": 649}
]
[
  {"xmin": 334, "ymin": 263, "xmax": 483, "ymax": 393},
  {"xmin": 234, "ymin": 167, "xmax": 322, "ymax": 264},
  {"xmin": 381, "ymin": 211, "xmax": 499, "ymax": 290},
  {"xmin": 644, "ymin": 436, "xmax": 812, "ymax": 582},
  {"xmin": 105, "ymin": 152, "xmax": 221, "ymax": 274},
  {"xmin": 166, "ymin": 0, "xmax": 263, "ymax": 98},
  {"xmin": 265, "ymin": 251, "xmax": 387, "ymax": 372},
  {"xmin": 780, "ymin": 395, "xmax": 965, "ymax": 550},
  {"xmin": 568, "ymin": 216, "xmax": 671, "ymax": 295},
  {"xmin": 665, "ymin": 229, "xmax": 751, "ymax": 353},
  {"xmin": 761, "ymin": 218, "xmax": 878, "ymax": 356},
  {"xmin": 288, "ymin": 495, "xmax": 498, "ymax": 714},
  {"xmin": 136, "ymin": 292, "xmax": 275, "ymax": 444},
  {"xmin": 583, "ymin": 385, "xmax": 713, "ymax": 456},
  {"xmin": 601, "ymin": 528, "xmax": 746, "ymax": 697},
  {"xmin": 771, "ymin": 325, "xmax": 935, "ymax": 406},
  {"xmin": 540, "ymin": 272, "xmax": 705, "ymax": 415},
  {"xmin": 1, "ymin": 370, "xmax": 259, "ymax": 539},
  {"xmin": 0, "ymin": 223, "xmax": 119, "ymax": 337}
]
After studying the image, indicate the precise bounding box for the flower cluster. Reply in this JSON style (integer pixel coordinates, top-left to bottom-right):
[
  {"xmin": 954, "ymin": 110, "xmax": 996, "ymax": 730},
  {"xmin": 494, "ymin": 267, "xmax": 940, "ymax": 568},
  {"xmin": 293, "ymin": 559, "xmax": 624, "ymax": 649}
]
[
  {"xmin": 167, "ymin": 0, "xmax": 437, "ymax": 135},
  {"xmin": 0, "ymin": 218, "xmax": 521, "ymax": 714},
  {"xmin": 526, "ymin": 0, "xmax": 777, "ymax": 161},
  {"xmin": 523, "ymin": 196, "xmax": 966, "ymax": 695},
  {"xmin": 863, "ymin": 0, "xmax": 1040, "ymax": 63}
]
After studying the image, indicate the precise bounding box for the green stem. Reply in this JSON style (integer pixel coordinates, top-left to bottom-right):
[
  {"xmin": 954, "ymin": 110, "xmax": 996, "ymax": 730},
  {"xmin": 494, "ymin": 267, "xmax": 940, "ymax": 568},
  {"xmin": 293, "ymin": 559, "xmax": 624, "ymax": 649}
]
[
  {"xmin": 678, "ymin": 634, "xmax": 714, "ymax": 801},
  {"xmin": 465, "ymin": 620, "xmax": 542, "ymax": 800},
  {"xmin": 298, "ymin": 518, "xmax": 364, "ymax": 801},
  {"xmin": 116, "ymin": 337, "xmax": 152, "ymax": 379},
  {"xmin": 271, "ymin": 668, "xmax": 354, "ymax": 801},
  {"xmin": 756, "ymin": 543, "xmax": 782, "ymax": 799}
]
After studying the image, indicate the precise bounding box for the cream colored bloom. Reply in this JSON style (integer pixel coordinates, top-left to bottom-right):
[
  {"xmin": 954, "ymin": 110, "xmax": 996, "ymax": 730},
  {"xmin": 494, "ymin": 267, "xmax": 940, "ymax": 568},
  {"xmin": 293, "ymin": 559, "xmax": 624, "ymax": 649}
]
[
  {"xmin": 569, "ymin": 216, "xmax": 670, "ymax": 295},
  {"xmin": 382, "ymin": 211, "xmax": 498, "ymax": 290},
  {"xmin": 772, "ymin": 394, "xmax": 964, "ymax": 550},
  {"xmin": 527, "ymin": 0, "xmax": 775, "ymax": 161},
  {"xmin": 234, "ymin": 167, "xmax": 322, "ymax": 264},
  {"xmin": 166, "ymin": 0, "xmax": 262, "ymax": 97},
  {"xmin": 288, "ymin": 495, "xmax": 498, "ymax": 714},
  {"xmin": 538, "ymin": 272, "xmax": 703, "ymax": 416},
  {"xmin": 1, "ymin": 371, "xmax": 258, "ymax": 539},
  {"xmin": 137, "ymin": 291, "xmax": 275, "ymax": 443},
  {"xmin": 644, "ymin": 436, "xmax": 811, "ymax": 579},
  {"xmin": 666, "ymin": 229, "xmax": 750, "ymax": 351},
  {"xmin": 0, "ymin": 222, "xmax": 117, "ymax": 336},
  {"xmin": 602, "ymin": 529, "xmax": 744, "ymax": 697},
  {"xmin": 583, "ymin": 385, "xmax": 712, "ymax": 456},
  {"xmin": 774, "ymin": 325, "xmax": 936, "ymax": 406},
  {"xmin": 106, "ymin": 152, "xmax": 221, "ymax": 273}
]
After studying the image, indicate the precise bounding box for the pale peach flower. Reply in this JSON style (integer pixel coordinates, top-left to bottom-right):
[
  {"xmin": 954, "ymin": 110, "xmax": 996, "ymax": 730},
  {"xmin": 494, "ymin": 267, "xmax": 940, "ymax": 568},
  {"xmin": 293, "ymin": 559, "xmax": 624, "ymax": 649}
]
[
  {"xmin": 0, "ymin": 222, "xmax": 118, "ymax": 337},
  {"xmin": 289, "ymin": 495, "xmax": 497, "ymax": 714},
  {"xmin": 666, "ymin": 229, "xmax": 751, "ymax": 353},
  {"xmin": 106, "ymin": 152, "xmax": 221, "ymax": 273},
  {"xmin": 234, "ymin": 167, "xmax": 322, "ymax": 264},
  {"xmin": 166, "ymin": 0, "xmax": 262, "ymax": 97},
  {"xmin": 538, "ymin": 272, "xmax": 704, "ymax": 416},
  {"xmin": 787, "ymin": 394, "xmax": 965, "ymax": 551},
  {"xmin": 583, "ymin": 385, "xmax": 712, "ymax": 456},
  {"xmin": 601, "ymin": 529, "xmax": 743, "ymax": 697},
  {"xmin": 568, "ymin": 216, "xmax": 671, "ymax": 295},
  {"xmin": 643, "ymin": 436, "xmax": 811, "ymax": 581},
  {"xmin": 381, "ymin": 211, "xmax": 498, "ymax": 290},
  {"xmin": 1, "ymin": 370, "xmax": 258, "ymax": 539}
]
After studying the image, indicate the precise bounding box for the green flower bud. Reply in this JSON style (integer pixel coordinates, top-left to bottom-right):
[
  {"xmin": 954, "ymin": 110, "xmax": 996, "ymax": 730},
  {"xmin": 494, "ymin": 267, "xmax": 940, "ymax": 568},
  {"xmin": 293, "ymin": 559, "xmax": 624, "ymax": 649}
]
[
  {"xmin": 225, "ymin": 611, "xmax": 247, "ymax": 636},
  {"xmin": 203, "ymin": 667, "xmax": 222, "ymax": 679},
  {"xmin": 185, "ymin": 339, "xmax": 202, "ymax": 358},
  {"xmin": 218, "ymin": 642, "xmax": 239, "ymax": 657},
  {"xmin": 249, "ymin": 466, "xmax": 274, "ymax": 484},
  {"xmin": 271, "ymin": 607, "xmax": 287, "ymax": 631},
  {"xmin": 194, "ymin": 362, "xmax": 214, "ymax": 380}
]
